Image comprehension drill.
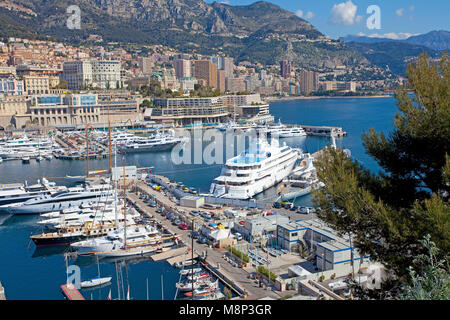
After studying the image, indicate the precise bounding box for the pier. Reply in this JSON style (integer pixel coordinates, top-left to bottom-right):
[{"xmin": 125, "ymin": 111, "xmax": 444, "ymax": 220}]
[
  {"xmin": 61, "ymin": 284, "xmax": 85, "ymax": 300},
  {"xmin": 199, "ymin": 258, "xmax": 247, "ymax": 297},
  {"xmin": 0, "ymin": 282, "xmax": 5, "ymax": 300}
]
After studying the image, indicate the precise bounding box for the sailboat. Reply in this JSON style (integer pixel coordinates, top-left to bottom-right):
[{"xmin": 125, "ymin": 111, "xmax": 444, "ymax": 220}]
[
  {"xmin": 91, "ymin": 165, "xmax": 169, "ymax": 258},
  {"xmin": 80, "ymin": 276, "xmax": 112, "ymax": 288},
  {"xmin": 80, "ymin": 257, "xmax": 112, "ymax": 288}
]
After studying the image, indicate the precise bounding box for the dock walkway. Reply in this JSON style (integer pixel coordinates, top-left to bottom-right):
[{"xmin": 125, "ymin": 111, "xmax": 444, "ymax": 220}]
[
  {"xmin": 167, "ymin": 252, "xmax": 199, "ymax": 266},
  {"xmin": 151, "ymin": 247, "xmax": 187, "ymax": 261},
  {"xmin": 61, "ymin": 284, "xmax": 85, "ymax": 300},
  {"xmin": 127, "ymin": 189, "xmax": 280, "ymax": 299}
]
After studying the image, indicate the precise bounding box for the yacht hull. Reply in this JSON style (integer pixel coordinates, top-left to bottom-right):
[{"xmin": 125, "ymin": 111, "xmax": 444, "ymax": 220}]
[
  {"xmin": 214, "ymin": 156, "xmax": 297, "ymax": 200},
  {"xmin": 119, "ymin": 141, "xmax": 178, "ymax": 153},
  {"xmin": 8, "ymin": 198, "xmax": 98, "ymax": 215}
]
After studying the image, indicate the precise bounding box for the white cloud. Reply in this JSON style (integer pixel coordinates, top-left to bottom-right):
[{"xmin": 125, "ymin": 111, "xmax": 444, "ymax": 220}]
[
  {"xmin": 409, "ymin": 5, "xmax": 415, "ymax": 11},
  {"xmin": 305, "ymin": 11, "xmax": 315, "ymax": 19},
  {"xmin": 395, "ymin": 8, "xmax": 404, "ymax": 17},
  {"xmin": 356, "ymin": 32, "xmax": 421, "ymax": 40},
  {"xmin": 329, "ymin": 1, "xmax": 358, "ymax": 26},
  {"xmin": 355, "ymin": 15, "xmax": 363, "ymax": 23},
  {"xmin": 296, "ymin": 10, "xmax": 303, "ymax": 18}
]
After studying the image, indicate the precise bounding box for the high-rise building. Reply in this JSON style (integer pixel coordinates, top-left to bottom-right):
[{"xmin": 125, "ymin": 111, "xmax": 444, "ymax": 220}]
[
  {"xmin": 280, "ymin": 60, "xmax": 292, "ymax": 79},
  {"xmin": 225, "ymin": 77, "xmax": 246, "ymax": 93},
  {"xmin": 210, "ymin": 56, "xmax": 234, "ymax": 78},
  {"xmin": 194, "ymin": 60, "xmax": 217, "ymax": 88},
  {"xmin": 217, "ymin": 69, "xmax": 225, "ymax": 93},
  {"xmin": 138, "ymin": 57, "xmax": 153, "ymax": 75},
  {"xmin": 174, "ymin": 59, "xmax": 192, "ymax": 78},
  {"xmin": 299, "ymin": 70, "xmax": 319, "ymax": 95}
]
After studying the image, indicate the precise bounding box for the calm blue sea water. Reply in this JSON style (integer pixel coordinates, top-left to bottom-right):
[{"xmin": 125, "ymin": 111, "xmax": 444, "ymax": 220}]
[{"xmin": 0, "ymin": 96, "xmax": 398, "ymax": 299}]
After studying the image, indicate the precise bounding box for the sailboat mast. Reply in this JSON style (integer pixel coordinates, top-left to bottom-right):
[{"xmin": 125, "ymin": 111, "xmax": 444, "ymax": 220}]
[
  {"xmin": 108, "ymin": 94, "xmax": 112, "ymax": 173},
  {"xmin": 123, "ymin": 164, "xmax": 127, "ymax": 249},
  {"xmin": 86, "ymin": 123, "xmax": 89, "ymax": 178},
  {"xmin": 191, "ymin": 219, "xmax": 194, "ymax": 300}
]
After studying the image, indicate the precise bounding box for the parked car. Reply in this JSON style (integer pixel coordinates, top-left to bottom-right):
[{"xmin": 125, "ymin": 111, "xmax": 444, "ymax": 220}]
[
  {"xmin": 297, "ymin": 206, "xmax": 311, "ymax": 214},
  {"xmin": 156, "ymin": 207, "xmax": 163, "ymax": 213},
  {"xmin": 284, "ymin": 202, "xmax": 294, "ymax": 209},
  {"xmin": 273, "ymin": 202, "xmax": 282, "ymax": 209},
  {"xmin": 198, "ymin": 237, "xmax": 208, "ymax": 244},
  {"xmin": 234, "ymin": 232, "xmax": 243, "ymax": 241},
  {"xmin": 191, "ymin": 231, "xmax": 200, "ymax": 239},
  {"xmin": 290, "ymin": 205, "xmax": 298, "ymax": 211},
  {"xmin": 190, "ymin": 210, "xmax": 199, "ymax": 216},
  {"xmin": 179, "ymin": 224, "xmax": 188, "ymax": 230}
]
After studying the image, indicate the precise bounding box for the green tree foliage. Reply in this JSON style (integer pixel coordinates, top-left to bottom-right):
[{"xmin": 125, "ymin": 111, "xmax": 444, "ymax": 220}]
[
  {"xmin": 401, "ymin": 235, "xmax": 449, "ymax": 300},
  {"xmin": 230, "ymin": 247, "xmax": 249, "ymax": 263},
  {"xmin": 139, "ymin": 99, "xmax": 152, "ymax": 109},
  {"xmin": 313, "ymin": 53, "xmax": 450, "ymax": 296},
  {"xmin": 257, "ymin": 265, "xmax": 277, "ymax": 282}
]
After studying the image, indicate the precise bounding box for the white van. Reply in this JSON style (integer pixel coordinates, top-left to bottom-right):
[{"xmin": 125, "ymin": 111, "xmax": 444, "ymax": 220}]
[{"xmin": 224, "ymin": 209, "xmax": 239, "ymax": 218}]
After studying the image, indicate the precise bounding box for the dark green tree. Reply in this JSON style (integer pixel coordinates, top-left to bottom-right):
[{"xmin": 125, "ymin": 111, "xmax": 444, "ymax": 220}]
[{"xmin": 313, "ymin": 53, "xmax": 450, "ymax": 298}]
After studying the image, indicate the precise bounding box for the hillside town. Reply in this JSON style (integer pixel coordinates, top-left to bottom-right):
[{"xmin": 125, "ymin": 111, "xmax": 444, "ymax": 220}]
[{"xmin": 0, "ymin": 37, "xmax": 401, "ymax": 130}]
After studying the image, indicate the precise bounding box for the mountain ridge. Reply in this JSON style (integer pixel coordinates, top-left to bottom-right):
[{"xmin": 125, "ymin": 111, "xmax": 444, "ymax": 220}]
[
  {"xmin": 343, "ymin": 30, "xmax": 450, "ymax": 51},
  {"xmin": 0, "ymin": 0, "xmax": 368, "ymax": 69}
]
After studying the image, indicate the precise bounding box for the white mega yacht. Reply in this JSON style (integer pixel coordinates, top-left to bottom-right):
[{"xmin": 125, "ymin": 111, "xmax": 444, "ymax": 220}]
[{"xmin": 209, "ymin": 139, "xmax": 301, "ymax": 199}]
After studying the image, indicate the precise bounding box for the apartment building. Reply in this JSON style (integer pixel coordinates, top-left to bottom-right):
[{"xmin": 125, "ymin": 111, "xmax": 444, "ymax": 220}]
[
  {"xmin": 299, "ymin": 70, "xmax": 319, "ymax": 95},
  {"xmin": 62, "ymin": 60, "xmax": 121, "ymax": 90},
  {"xmin": 319, "ymin": 81, "xmax": 357, "ymax": 93},
  {"xmin": 23, "ymin": 76, "xmax": 50, "ymax": 95},
  {"xmin": 194, "ymin": 60, "xmax": 217, "ymax": 88},
  {"xmin": 174, "ymin": 59, "xmax": 192, "ymax": 78}
]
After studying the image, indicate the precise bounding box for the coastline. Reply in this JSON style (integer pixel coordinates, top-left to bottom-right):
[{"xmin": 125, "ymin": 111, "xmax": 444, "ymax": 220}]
[{"xmin": 265, "ymin": 95, "xmax": 392, "ymax": 102}]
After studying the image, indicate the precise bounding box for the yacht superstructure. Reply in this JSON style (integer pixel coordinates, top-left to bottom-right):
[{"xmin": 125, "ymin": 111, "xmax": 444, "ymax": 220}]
[
  {"xmin": 4, "ymin": 184, "xmax": 115, "ymax": 215},
  {"xmin": 209, "ymin": 139, "xmax": 301, "ymax": 199},
  {"xmin": 0, "ymin": 178, "xmax": 60, "ymax": 207}
]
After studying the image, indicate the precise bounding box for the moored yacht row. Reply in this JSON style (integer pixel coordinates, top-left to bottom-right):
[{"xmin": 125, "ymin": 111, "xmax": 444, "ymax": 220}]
[{"xmin": 94, "ymin": 130, "xmax": 186, "ymax": 153}]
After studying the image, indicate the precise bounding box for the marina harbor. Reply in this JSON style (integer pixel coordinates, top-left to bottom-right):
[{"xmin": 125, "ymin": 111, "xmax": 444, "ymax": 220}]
[
  {"xmin": 0, "ymin": 0, "xmax": 448, "ymax": 307},
  {"xmin": 0, "ymin": 106, "xmax": 385, "ymax": 301}
]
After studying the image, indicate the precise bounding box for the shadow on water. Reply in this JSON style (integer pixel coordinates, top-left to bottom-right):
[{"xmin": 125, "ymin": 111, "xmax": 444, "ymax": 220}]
[
  {"xmin": 79, "ymin": 282, "xmax": 112, "ymax": 292},
  {"xmin": 0, "ymin": 213, "xmax": 12, "ymax": 226},
  {"xmin": 32, "ymin": 245, "xmax": 72, "ymax": 258},
  {"xmin": 73, "ymin": 253, "xmax": 156, "ymax": 268}
]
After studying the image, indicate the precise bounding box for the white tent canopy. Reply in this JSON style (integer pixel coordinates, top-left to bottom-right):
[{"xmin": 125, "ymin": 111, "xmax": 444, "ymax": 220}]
[{"xmin": 208, "ymin": 228, "xmax": 231, "ymax": 241}]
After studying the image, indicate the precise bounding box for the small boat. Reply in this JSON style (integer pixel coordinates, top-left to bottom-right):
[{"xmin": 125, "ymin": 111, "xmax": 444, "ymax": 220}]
[
  {"xmin": 176, "ymin": 277, "xmax": 214, "ymax": 292},
  {"xmin": 0, "ymin": 157, "xmax": 3, "ymax": 163},
  {"xmin": 80, "ymin": 276, "xmax": 112, "ymax": 288},
  {"xmin": 179, "ymin": 268, "xmax": 203, "ymax": 276},
  {"xmin": 174, "ymin": 258, "xmax": 197, "ymax": 268},
  {"xmin": 36, "ymin": 155, "xmax": 44, "ymax": 162},
  {"xmin": 22, "ymin": 156, "xmax": 30, "ymax": 163},
  {"xmin": 184, "ymin": 280, "xmax": 219, "ymax": 297},
  {"xmin": 45, "ymin": 155, "xmax": 53, "ymax": 160}
]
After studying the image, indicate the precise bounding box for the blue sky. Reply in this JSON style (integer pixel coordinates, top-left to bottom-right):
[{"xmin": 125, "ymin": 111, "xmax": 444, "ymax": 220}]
[{"xmin": 206, "ymin": 0, "xmax": 450, "ymax": 39}]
